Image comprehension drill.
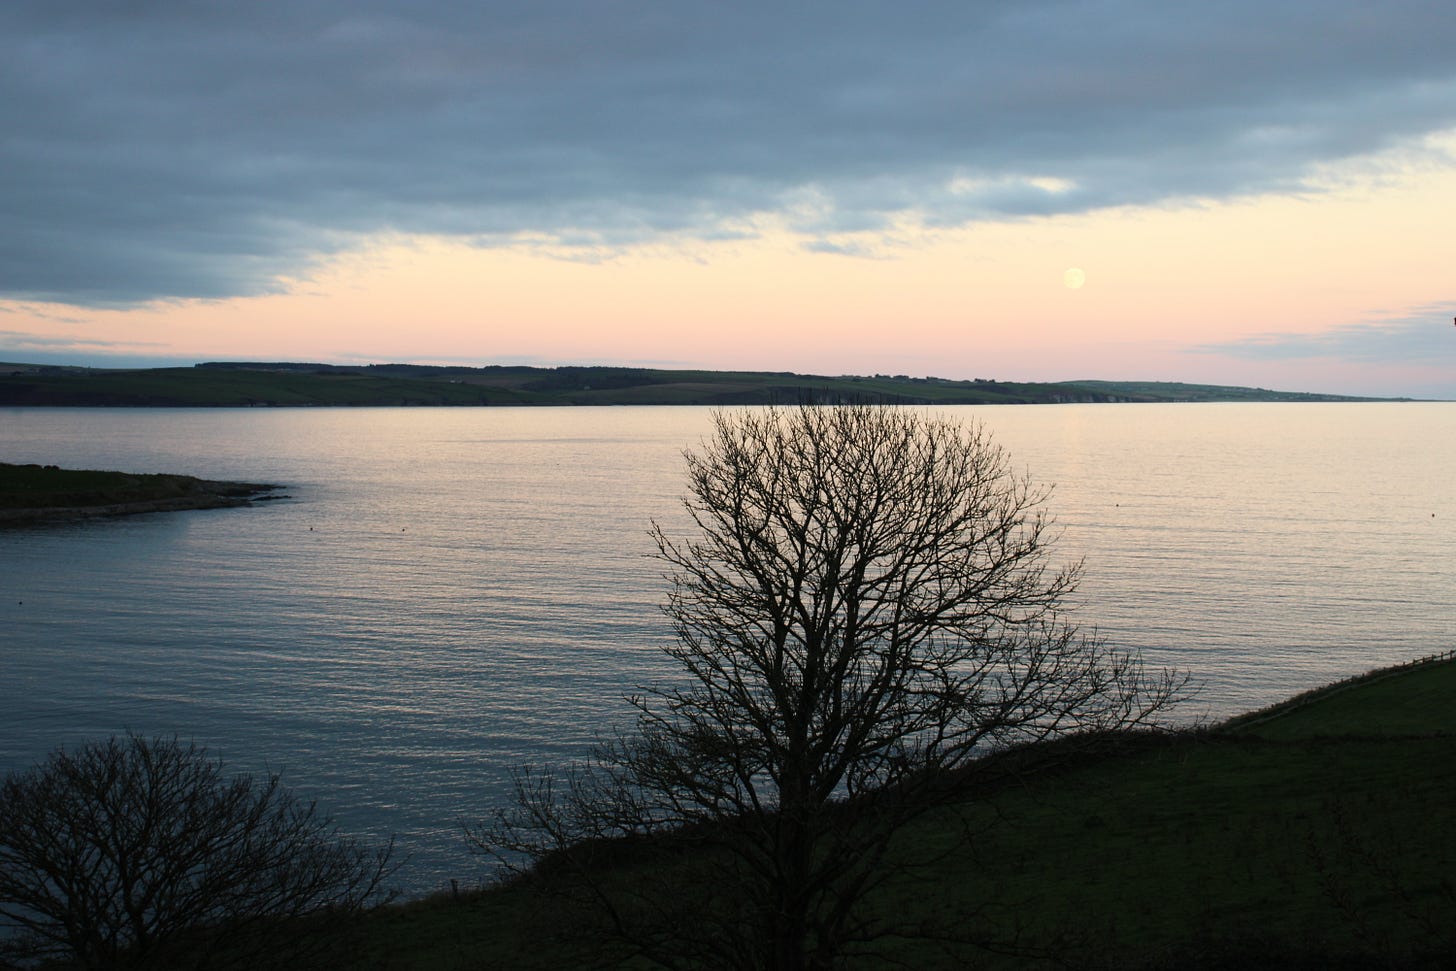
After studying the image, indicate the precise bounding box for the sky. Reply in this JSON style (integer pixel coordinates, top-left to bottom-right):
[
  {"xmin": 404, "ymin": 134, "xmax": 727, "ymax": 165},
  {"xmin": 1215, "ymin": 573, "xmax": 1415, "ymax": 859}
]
[{"xmin": 3, "ymin": 1, "xmax": 1455, "ymax": 398}]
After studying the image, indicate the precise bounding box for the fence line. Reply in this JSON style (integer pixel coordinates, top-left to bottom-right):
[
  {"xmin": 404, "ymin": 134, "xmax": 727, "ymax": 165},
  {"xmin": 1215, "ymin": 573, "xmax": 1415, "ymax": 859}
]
[{"xmin": 1219, "ymin": 649, "xmax": 1456, "ymax": 731}]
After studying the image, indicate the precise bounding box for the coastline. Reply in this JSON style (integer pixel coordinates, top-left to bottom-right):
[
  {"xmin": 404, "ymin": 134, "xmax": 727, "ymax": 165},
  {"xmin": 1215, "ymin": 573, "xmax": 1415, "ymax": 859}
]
[
  {"xmin": 0, "ymin": 463, "xmax": 283, "ymax": 526},
  {"xmin": 0, "ymin": 361, "xmax": 1416, "ymax": 407}
]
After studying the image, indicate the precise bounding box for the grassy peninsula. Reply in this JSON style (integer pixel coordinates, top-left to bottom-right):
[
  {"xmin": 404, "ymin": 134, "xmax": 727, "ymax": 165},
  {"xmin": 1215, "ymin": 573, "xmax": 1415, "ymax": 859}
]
[
  {"xmin": 0, "ymin": 361, "xmax": 1403, "ymax": 407},
  {"xmin": 348, "ymin": 655, "xmax": 1455, "ymax": 969},
  {"xmin": 0, "ymin": 462, "xmax": 280, "ymax": 525}
]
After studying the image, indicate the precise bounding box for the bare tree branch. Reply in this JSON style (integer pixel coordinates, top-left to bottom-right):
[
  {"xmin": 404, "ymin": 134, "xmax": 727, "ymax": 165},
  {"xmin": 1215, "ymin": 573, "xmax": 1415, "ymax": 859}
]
[
  {"xmin": 0, "ymin": 734, "xmax": 398, "ymax": 970},
  {"xmin": 470, "ymin": 404, "xmax": 1190, "ymax": 969}
]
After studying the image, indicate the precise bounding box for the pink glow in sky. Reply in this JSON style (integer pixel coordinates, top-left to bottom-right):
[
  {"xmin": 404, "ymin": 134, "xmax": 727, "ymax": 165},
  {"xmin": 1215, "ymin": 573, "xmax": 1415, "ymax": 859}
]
[{"xmin": 3, "ymin": 3, "xmax": 1454, "ymax": 398}]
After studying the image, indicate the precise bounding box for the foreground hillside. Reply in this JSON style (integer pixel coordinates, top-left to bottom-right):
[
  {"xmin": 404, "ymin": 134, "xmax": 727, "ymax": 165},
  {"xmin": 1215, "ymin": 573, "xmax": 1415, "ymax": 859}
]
[
  {"xmin": 347, "ymin": 655, "xmax": 1455, "ymax": 969},
  {"xmin": 0, "ymin": 361, "xmax": 1398, "ymax": 407}
]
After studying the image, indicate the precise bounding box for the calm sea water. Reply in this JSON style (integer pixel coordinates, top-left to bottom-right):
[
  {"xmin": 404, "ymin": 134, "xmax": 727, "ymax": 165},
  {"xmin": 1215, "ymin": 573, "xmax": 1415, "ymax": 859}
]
[{"xmin": 3, "ymin": 403, "xmax": 1453, "ymax": 893}]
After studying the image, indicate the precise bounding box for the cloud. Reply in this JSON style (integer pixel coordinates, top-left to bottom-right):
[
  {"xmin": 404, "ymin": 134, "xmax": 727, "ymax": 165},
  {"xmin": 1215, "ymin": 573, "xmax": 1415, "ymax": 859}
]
[
  {"xmin": 4, "ymin": 0, "xmax": 1456, "ymax": 305},
  {"xmin": 0, "ymin": 327, "xmax": 199, "ymax": 369},
  {"xmin": 0, "ymin": 328, "xmax": 166, "ymax": 352},
  {"xmin": 0, "ymin": 304, "xmax": 87, "ymax": 324},
  {"xmin": 1196, "ymin": 305, "xmax": 1456, "ymax": 364}
]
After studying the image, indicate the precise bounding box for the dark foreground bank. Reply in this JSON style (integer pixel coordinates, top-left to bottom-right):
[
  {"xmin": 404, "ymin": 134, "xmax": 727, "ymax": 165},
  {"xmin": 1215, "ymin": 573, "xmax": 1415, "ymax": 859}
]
[{"xmin": 350, "ymin": 655, "xmax": 1456, "ymax": 970}]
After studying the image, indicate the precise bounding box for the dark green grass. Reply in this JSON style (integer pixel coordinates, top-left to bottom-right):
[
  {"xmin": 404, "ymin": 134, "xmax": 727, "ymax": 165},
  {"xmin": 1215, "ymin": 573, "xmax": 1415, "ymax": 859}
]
[
  {"xmin": 902, "ymin": 733, "xmax": 1456, "ymax": 967},
  {"xmin": 1229, "ymin": 655, "xmax": 1456, "ymax": 739},
  {"xmin": 333, "ymin": 657, "xmax": 1456, "ymax": 968}
]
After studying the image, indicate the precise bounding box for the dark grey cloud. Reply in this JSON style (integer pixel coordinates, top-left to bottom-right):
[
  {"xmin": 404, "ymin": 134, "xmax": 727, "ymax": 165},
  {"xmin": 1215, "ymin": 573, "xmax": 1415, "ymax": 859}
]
[
  {"xmin": 1196, "ymin": 305, "xmax": 1456, "ymax": 364},
  {"xmin": 4, "ymin": 0, "xmax": 1455, "ymax": 305}
]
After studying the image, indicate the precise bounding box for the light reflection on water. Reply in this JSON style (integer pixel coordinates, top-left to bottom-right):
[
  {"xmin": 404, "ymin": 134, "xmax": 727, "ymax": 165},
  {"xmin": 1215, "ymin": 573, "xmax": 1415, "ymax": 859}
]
[{"xmin": 2, "ymin": 403, "xmax": 1453, "ymax": 893}]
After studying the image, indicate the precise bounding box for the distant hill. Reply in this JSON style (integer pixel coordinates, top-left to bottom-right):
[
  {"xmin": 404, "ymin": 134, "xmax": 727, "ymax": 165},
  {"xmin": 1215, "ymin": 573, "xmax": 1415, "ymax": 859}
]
[{"xmin": 0, "ymin": 361, "xmax": 1405, "ymax": 407}]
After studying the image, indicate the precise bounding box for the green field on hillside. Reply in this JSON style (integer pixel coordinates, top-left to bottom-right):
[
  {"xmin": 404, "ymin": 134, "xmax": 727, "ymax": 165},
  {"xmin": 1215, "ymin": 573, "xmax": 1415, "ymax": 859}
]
[
  {"xmin": 340, "ymin": 656, "xmax": 1455, "ymax": 969},
  {"xmin": 0, "ymin": 361, "xmax": 1399, "ymax": 408}
]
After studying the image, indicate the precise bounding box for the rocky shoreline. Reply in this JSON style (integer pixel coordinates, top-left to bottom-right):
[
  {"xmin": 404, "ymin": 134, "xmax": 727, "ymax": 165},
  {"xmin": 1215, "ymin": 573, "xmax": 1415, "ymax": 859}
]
[{"xmin": 0, "ymin": 463, "xmax": 283, "ymax": 525}]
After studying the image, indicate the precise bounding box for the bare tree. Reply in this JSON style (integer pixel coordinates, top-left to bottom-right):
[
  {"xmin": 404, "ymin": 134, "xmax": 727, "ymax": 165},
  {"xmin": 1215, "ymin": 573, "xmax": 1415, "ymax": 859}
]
[
  {"xmin": 0, "ymin": 733, "xmax": 396, "ymax": 970},
  {"xmin": 472, "ymin": 404, "xmax": 1188, "ymax": 969}
]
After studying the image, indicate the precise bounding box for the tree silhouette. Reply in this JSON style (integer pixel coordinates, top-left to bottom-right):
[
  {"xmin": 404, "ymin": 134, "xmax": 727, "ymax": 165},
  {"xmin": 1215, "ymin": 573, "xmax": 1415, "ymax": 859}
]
[
  {"xmin": 473, "ymin": 404, "xmax": 1187, "ymax": 969},
  {"xmin": 0, "ymin": 733, "xmax": 396, "ymax": 970}
]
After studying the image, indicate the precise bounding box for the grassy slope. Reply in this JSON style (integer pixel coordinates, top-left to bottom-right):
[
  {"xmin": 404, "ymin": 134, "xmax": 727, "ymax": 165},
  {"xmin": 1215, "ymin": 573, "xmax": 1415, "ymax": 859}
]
[
  {"xmin": 348, "ymin": 656, "xmax": 1456, "ymax": 969},
  {"xmin": 0, "ymin": 363, "xmax": 1398, "ymax": 407},
  {"xmin": 0, "ymin": 367, "xmax": 530, "ymax": 407},
  {"xmin": 1064, "ymin": 379, "xmax": 1391, "ymax": 403},
  {"xmin": 1225, "ymin": 656, "xmax": 1456, "ymax": 739}
]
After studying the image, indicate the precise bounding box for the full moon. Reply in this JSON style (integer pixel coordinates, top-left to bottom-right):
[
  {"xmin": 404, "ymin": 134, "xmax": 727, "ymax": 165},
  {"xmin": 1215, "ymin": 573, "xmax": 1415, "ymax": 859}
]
[{"xmin": 1063, "ymin": 267, "xmax": 1086, "ymax": 289}]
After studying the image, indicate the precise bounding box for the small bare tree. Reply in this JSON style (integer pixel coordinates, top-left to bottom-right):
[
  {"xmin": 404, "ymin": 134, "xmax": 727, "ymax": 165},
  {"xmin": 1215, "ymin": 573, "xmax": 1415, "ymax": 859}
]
[
  {"xmin": 0, "ymin": 733, "xmax": 396, "ymax": 970},
  {"xmin": 472, "ymin": 404, "xmax": 1187, "ymax": 969}
]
